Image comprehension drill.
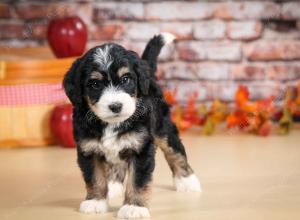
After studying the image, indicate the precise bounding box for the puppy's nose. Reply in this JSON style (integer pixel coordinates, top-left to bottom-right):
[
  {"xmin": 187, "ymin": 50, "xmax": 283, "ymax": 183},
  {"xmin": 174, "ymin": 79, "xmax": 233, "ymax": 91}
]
[{"xmin": 108, "ymin": 102, "xmax": 122, "ymax": 113}]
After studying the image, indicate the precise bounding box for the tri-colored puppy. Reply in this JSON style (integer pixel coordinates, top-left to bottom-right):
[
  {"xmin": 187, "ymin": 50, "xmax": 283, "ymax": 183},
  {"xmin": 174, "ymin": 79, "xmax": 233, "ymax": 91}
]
[{"xmin": 63, "ymin": 33, "xmax": 201, "ymax": 219}]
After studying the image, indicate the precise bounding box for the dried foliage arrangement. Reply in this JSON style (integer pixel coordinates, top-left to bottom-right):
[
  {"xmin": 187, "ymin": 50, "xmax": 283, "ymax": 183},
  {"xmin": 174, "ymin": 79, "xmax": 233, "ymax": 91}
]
[{"xmin": 164, "ymin": 83, "xmax": 300, "ymax": 136}]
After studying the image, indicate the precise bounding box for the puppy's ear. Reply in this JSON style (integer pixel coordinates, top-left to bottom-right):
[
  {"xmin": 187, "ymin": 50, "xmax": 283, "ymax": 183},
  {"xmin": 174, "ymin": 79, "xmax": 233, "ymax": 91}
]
[
  {"xmin": 134, "ymin": 59, "xmax": 151, "ymax": 96},
  {"xmin": 63, "ymin": 58, "xmax": 83, "ymax": 105}
]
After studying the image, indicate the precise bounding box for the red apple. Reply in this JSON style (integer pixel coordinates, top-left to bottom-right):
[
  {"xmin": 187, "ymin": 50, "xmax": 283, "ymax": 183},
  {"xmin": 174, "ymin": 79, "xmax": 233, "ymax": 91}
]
[
  {"xmin": 50, "ymin": 104, "xmax": 76, "ymax": 148},
  {"xmin": 47, "ymin": 16, "xmax": 87, "ymax": 58}
]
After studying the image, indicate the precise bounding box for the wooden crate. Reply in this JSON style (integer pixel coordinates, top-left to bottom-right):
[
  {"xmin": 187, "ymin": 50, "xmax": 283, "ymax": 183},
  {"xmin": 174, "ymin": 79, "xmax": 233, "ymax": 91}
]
[{"xmin": 0, "ymin": 46, "xmax": 75, "ymax": 147}]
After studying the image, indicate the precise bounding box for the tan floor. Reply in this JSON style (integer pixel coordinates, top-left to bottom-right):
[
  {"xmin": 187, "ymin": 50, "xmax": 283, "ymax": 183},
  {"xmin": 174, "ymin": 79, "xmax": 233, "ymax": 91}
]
[{"xmin": 1, "ymin": 131, "xmax": 300, "ymax": 220}]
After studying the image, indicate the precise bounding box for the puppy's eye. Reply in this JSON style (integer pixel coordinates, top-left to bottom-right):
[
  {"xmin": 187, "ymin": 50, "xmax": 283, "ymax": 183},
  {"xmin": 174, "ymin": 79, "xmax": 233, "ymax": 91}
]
[
  {"xmin": 89, "ymin": 80, "xmax": 101, "ymax": 90},
  {"xmin": 121, "ymin": 75, "xmax": 130, "ymax": 84}
]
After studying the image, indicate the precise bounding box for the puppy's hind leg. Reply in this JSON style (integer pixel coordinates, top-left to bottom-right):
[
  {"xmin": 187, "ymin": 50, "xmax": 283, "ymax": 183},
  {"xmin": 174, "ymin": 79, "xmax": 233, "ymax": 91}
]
[{"xmin": 156, "ymin": 123, "xmax": 202, "ymax": 192}]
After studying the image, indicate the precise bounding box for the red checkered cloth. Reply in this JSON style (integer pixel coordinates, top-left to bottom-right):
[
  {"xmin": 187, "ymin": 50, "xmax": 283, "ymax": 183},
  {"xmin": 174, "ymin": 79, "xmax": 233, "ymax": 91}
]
[{"xmin": 0, "ymin": 83, "xmax": 68, "ymax": 106}]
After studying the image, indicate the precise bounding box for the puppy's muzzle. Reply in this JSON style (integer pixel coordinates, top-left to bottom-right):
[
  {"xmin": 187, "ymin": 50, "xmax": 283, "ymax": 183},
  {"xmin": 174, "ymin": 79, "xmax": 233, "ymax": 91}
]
[
  {"xmin": 89, "ymin": 86, "xmax": 136, "ymax": 123},
  {"xmin": 109, "ymin": 102, "xmax": 123, "ymax": 114}
]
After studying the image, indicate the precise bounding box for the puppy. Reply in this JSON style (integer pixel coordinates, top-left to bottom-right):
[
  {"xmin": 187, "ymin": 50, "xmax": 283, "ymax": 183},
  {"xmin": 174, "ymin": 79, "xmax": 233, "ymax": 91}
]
[{"xmin": 63, "ymin": 33, "xmax": 201, "ymax": 219}]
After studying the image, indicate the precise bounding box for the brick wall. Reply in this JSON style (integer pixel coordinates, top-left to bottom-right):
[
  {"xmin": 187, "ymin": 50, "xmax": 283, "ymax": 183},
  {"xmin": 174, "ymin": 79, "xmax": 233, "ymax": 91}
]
[{"xmin": 1, "ymin": 0, "xmax": 300, "ymax": 103}]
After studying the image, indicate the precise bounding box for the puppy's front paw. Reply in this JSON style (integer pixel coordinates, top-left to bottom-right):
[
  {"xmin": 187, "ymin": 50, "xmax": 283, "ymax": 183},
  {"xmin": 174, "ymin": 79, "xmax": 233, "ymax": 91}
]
[
  {"xmin": 117, "ymin": 204, "xmax": 150, "ymax": 219},
  {"xmin": 174, "ymin": 174, "xmax": 202, "ymax": 192},
  {"xmin": 79, "ymin": 199, "xmax": 108, "ymax": 214},
  {"xmin": 108, "ymin": 181, "xmax": 124, "ymax": 198}
]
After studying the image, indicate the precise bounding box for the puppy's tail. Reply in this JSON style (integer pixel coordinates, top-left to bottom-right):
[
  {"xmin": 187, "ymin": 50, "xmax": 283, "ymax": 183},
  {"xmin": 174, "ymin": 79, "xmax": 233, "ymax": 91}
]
[{"xmin": 142, "ymin": 32, "xmax": 176, "ymax": 76}]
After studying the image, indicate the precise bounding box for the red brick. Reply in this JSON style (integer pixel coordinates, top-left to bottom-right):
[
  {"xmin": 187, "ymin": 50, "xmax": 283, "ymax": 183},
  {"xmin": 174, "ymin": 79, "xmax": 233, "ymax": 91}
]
[
  {"xmin": 213, "ymin": 1, "xmax": 280, "ymax": 20},
  {"xmin": 125, "ymin": 23, "xmax": 160, "ymax": 40},
  {"xmin": 121, "ymin": 41, "xmax": 175, "ymax": 62},
  {"xmin": 145, "ymin": 2, "xmax": 213, "ymax": 21},
  {"xmin": 263, "ymin": 28, "xmax": 300, "ymax": 40},
  {"xmin": 93, "ymin": 2, "xmax": 144, "ymax": 21},
  {"xmin": 163, "ymin": 80, "xmax": 210, "ymax": 102},
  {"xmin": 164, "ymin": 80, "xmax": 290, "ymax": 102},
  {"xmin": 15, "ymin": 2, "xmax": 91, "ymax": 20},
  {"xmin": 87, "ymin": 40, "xmax": 118, "ymax": 51},
  {"xmin": 210, "ymin": 82, "xmax": 285, "ymax": 102},
  {"xmin": 212, "ymin": 82, "xmax": 238, "ymax": 101},
  {"xmin": 194, "ymin": 20, "xmax": 226, "ymax": 40},
  {"xmin": 160, "ymin": 22, "xmax": 193, "ymax": 40},
  {"xmin": 18, "ymin": 3, "xmax": 93, "ymax": 24},
  {"xmin": 227, "ymin": 21, "xmax": 263, "ymax": 40},
  {"xmin": 245, "ymin": 41, "xmax": 300, "ymax": 61},
  {"xmin": 0, "ymin": 3, "xmax": 10, "ymax": 18},
  {"xmin": 177, "ymin": 42, "xmax": 201, "ymax": 61},
  {"xmin": 26, "ymin": 23, "xmax": 47, "ymax": 39},
  {"xmin": 177, "ymin": 42, "xmax": 242, "ymax": 61},
  {"xmin": 196, "ymin": 63, "xmax": 229, "ymax": 80},
  {"xmin": 200, "ymin": 43, "xmax": 242, "ymax": 61},
  {"xmin": 160, "ymin": 63, "xmax": 198, "ymax": 80},
  {"xmin": 266, "ymin": 64, "xmax": 300, "ymax": 81},
  {"xmin": 121, "ymin": 41, "xmax": 145, "ymax": 56},
  {"xmin": 230, "ymin": 64, "xmax": 266, "ymax": 80},
  {"xmin": 231, "ymin": 63, "xmax": 300, "ymax": 81},
  {"xmin": 174, "ymin": 81, "xmax": 238, "ymax": 102},
  {"xmin": 0, "ymin": 22, "xmax": 26, "ymax": 39},
  {"xmin": 91, "ymin": 24, "xmax": 123, "ymax": 41},
  {"xmin": 209, "ymin": 80, "xmax": 290, "ymax": 102},
  {"xmin": 247, "ymin": 82, "xmax": 285, "ymax": 101},
  {"xmin": 122, "ymin": 42, "xmax": 149, "ymax": 57},
  {"xmin": 77, "ymin": 3, "xmax": 93, "ymax": 26},
  {"xmin": 281, "ymin": 2, "xmax": 300, "ymax": 20}
]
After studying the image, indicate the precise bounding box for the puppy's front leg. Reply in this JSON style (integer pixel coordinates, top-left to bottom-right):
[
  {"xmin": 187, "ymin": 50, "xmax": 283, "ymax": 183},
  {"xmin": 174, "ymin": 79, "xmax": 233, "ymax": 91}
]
[
  {"xmin": 78, "ymin": 154, "xmax": 109, "ymax": 214},
  {"xmin": 118, "ymin": 145, "xmax": 155, "ymax": 219},
  {"xmin": 107, "ymin": 163, "xmax": 126, "ymax": 198}
]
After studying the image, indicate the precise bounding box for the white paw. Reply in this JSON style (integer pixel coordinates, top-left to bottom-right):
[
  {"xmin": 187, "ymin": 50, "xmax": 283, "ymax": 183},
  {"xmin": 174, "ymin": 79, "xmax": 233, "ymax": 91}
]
[
  {"xmin": 108, "ymin": 181, "xmax": 124, "ymax": 198},
  {"xmin": 79, "ymin": 199, "xmax": 108, "ymax": 214},
  {"xmin": 117, "ymin": 204, "xmax": 150, "ymax": 219},
  {"xmin": 174, "ymin": 174, "xmax": 202, "ymax": 192}
]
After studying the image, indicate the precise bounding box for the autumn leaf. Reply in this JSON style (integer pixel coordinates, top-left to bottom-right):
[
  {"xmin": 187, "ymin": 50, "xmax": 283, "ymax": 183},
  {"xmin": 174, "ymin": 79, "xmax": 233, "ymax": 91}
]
[
  {"xmin": 210, "ymin": 99, "xmax": 228, "ymax": 124},
  {"xmin": 172, "ymin": 103, "xmax": 182, "ymax": 125},
  {"xmin": 247, "ymin": 113, "xmax": 261, "ymax": 132},
  {"xmin": 258, "ymin": 120, "xmax": 272, "ymax": 136},
  {"xmin": 272, "ymin": 109, "xmax": 283, "ymax": 122},
  {"xmin": 182, "ymin": 92, "xmax": 199, "ymax": 125},
  {"xmin": 197, "ymin": 103, "xmax": 207, "ymax": 126},
  {"xmin": 296, "ymin": 82, "xmax": 300, "ymax": 105},
  {"xmin": 180, "ymin": 120, "xmax": 193, "ymax": 131},
  {"xmin": 278, "ymin": 108, "xmax": 293, "ymax": 135},
  {"xmin": 227, "ymin": 111, "xmax": 249, "ymax": 129},
  {"xmin": 226, "ymin": 113, "xmax": 237, "ymax": 128},
  {"xmin": 257, "ymin": 96, "xmax": 275, "ymax": 112},
  {"xmin": 284, "ymin": 87, "xmax": 293, "ymax": 106},
  {"xmin": 241, "ymin": 103, "xmax": 257, "ymax": 113},
  {"xmin": 235, "ymin": 85, "xmax": 249, "ymax": 107},
  {"xmin": 203, "ymin": 117, "xmax": 215, "ymax": 135},
  {"xmin": 198, "ymin": 103, "xmax": 207, "ymax": 117},
  {"xmin": 164, "ymin": 89, "xmax": 177, "ymax": 105}
]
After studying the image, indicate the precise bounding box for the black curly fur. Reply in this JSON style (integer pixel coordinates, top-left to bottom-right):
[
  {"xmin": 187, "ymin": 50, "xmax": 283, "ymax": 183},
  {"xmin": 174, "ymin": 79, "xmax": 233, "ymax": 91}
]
[{"xmin": 63, "ymin": 34, "xmax": 195, "ymax": 208}]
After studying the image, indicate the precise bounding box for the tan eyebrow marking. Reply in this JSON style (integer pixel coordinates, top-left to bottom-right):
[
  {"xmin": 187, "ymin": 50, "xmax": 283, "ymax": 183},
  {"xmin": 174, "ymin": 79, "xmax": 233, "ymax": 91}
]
[
  {"xmin": 90, "ymin": 71, "xmax": 103, "ymax": 80},
  {"xmin": 117, "ymin": 67, "xmax": 130, "ymax": 78}
]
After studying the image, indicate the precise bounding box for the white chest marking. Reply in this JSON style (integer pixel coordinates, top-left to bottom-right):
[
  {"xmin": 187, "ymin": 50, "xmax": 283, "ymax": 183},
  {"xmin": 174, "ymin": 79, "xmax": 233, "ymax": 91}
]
[{"xmin": 80, "ymin": 126, "xmax": 146, "ymax": 163}]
